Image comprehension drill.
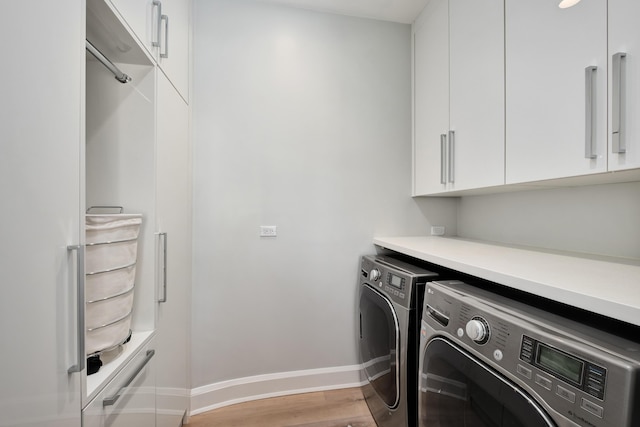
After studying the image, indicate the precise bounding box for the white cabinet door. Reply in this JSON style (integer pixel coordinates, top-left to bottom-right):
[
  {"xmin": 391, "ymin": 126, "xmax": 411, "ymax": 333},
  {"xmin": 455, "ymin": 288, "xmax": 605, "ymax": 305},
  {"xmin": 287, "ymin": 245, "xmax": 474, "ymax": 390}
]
[
  {"xmin": 157, "ymin": 0, "xmax": 190, "ymax": 103},
  {"xmin": 0, "ymin": 1, "xmax": 83, "ymax": 426},
  {"xmin": 108, "ymin": 0, "xmax": 190, "ymax": 102},
  {"xmin": 505, "ymin": 0, "xmax": 607, "ymax": 184},
  {"xmin": 413, "ymin": 0, "xmax": 449, "ymax": 196},
  {"xmin": 608, "ymin": 0, "xmax": 640, "ymax": 171},
  {"xmin": 449, "ymin": 0, "xmax": 504, "ymax": 191},
  {"xmin": 155, "ymin": 71, "xmax": 191, "ymax": 427},
  {"xmin": 107, "ymin": 0, "xmax": 159, "ymax": 56},
  {"xmin": 106, "ymin": 0, "xmax": 162, "ymax": 57},
  {"xmin": 414, "ymin": 0, "xmax": 504, "ymax": 195}
]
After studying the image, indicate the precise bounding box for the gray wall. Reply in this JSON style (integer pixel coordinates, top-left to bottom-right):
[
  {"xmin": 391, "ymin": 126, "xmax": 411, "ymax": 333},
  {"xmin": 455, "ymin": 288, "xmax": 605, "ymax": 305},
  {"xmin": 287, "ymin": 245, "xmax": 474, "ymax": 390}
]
[
  {"xmin": 190, "ymin": 0, "xmax": 640, "ymax": 394},
  {"xmin": 457, "ymin": 182, "xmax": 640, "ymax": 259},
  {"xmin": 191, "ymin": 0, "xmax": 457, "ymax": 388}
]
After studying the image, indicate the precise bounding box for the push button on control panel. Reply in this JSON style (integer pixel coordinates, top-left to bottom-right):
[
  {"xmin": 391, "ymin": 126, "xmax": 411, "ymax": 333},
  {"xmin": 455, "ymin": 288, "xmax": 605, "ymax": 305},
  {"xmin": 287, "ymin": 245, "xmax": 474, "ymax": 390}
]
[
  {"xmin": 520, "ymin": 336, "xmax": 534, "ymax": 362},
  {"xmin": 581, "ymin": 398, "xmax": 604, "ymax": 418},
  {"xmin": 585, "ymin": 364, "xmax": 606, "ymax": 400},
  {"xmin": 556, "ymin": 385, "xmax": 576, "ymax": 403},
  {"xmin": 535, "ymin": 374, "xmax": 552, "ymax": 390},
  {"xmin": 517, "ymin": 364, "xmax": 532, "ymax": 379}
]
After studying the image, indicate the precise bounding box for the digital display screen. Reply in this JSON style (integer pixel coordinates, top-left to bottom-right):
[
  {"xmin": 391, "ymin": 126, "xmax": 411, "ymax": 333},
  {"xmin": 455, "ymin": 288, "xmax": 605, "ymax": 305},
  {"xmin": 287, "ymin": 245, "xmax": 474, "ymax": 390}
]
[
  {"xmin": 389, "ymin": 274, "xmax": 403, "ymax": 289},
  {"xmin": 536, "ymin": 344, "xmax": 583, "ymax": 384}
]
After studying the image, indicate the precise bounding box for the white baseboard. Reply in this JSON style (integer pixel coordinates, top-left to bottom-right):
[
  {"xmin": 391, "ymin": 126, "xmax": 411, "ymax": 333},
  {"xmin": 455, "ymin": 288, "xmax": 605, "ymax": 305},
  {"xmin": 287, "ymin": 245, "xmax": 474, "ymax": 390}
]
[{"xmin": 189, "ymin": 364, "xmax": 366, "ymax": 416}]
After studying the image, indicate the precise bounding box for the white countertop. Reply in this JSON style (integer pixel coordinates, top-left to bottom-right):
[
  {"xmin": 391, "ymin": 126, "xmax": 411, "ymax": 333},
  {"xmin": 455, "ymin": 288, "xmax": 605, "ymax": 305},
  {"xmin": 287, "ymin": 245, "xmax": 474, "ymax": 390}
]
[{"xmin": 373, "ymin": 236, "xmax": 640, "ymax": 327}]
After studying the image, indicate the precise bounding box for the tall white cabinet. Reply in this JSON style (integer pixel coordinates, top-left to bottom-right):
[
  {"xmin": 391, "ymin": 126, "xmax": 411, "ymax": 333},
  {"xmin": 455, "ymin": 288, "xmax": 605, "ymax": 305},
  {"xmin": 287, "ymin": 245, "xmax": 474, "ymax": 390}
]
[
  {"xmin": 0, "ymin": 1, "xmax": 84, "ymax": 426},
  {"xmin": 1, "ymin": 0, "xmax": 191, "ymax": 425},
  {"xmin": 413, "ymin": 0, "xmax": 504, "ymax": 195},
  {"xmin": 85, "ymin": 0, "xmax": 158, "ymax": 419},
  {"xmin": 86, "ymin": 0, "xmax": 192, "ymax": 424}
]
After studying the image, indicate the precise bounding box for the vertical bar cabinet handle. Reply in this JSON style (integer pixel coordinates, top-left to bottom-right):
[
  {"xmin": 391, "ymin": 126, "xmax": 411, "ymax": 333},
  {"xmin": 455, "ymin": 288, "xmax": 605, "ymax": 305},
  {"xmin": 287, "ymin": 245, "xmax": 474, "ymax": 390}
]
[
  {"xmin": 612, "ymin": 52, "xmax": 627, "ymax": 153},
  {"xmin": 158, "ymin": 232, "xmax": 168, "ymax": 303},
  {"xmin": 584, "ymin": 66, "xmax": 597, "ymax": 159},
  {"xmin": 448, "ymin": 130, "xmax": 455, "ymax": 183},
  {"xmin": 160, "ymin": 15, "xmax": 169, "ymax": 58},
  {"xmin": 440, "ymin": 134, "xmax": 447, "ymax": 185},
  {"xmin": 152, "ymin": 1, "xmax": 162, "ymax": 48},
  {"xmin": 67, "ymin": 245, "xmax": 85, "ymax": 374}
]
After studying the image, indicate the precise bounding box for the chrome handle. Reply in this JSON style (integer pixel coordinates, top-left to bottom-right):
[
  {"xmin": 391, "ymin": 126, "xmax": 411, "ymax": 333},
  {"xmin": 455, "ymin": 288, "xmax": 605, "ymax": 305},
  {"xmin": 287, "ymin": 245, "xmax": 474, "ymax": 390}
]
[
  {"xmin": 152, "ymin": 0, "xmax": 162, "ymax": 48},
  {"xmin": 160, "ymin": 15, "xmax": 169, "ymax": 58},
  {"xmin": 86, "ymin": 206, "xmax": 123, "ymax": 214},
  {"xmin": 440, "ymin": 134, "xmax": 447, "ymax": 184},
  {"xmin": 585, "ymin": 66, "xmax": 597, "ymax": 159},
  {"xmin": 612, "ymin": 52, "xmax": 627, "ymax": 154},
  {"xmin": 158, "ymin": 232, "xmax": 168, "ymax": 303},
  {"xmin": 103, "ymin": 349, "xmax": 155, "ymax": 407},
  {"xmin": 67, "ymin": 245, "xmax": 85, "ymax": 374},
  {"xmin": 448, "ymin": 130, "xmax": 455, "ymax": 183}
]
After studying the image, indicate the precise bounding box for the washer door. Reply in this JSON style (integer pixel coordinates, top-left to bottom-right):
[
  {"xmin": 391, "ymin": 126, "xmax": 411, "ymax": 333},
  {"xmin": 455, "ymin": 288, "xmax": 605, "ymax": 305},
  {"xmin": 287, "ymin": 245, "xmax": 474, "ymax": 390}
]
[
  {"xmin": 359, "ymin": 284, "xmax": 400, "ymax": 409},
  {"xmin": 419, "ymin": 337, "xmax": 556, "ymax": 427}
]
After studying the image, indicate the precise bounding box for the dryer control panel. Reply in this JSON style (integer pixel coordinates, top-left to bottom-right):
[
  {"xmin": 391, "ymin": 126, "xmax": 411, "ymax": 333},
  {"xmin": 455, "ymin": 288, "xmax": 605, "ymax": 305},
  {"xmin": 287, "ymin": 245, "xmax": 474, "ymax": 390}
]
[
  {"xmin": 422, "ymin": 280, "xmax": 640, "ymax": 427},
  {"xmin": 360, "ymin": 255, "xmax": 438, "ymax": 309}
]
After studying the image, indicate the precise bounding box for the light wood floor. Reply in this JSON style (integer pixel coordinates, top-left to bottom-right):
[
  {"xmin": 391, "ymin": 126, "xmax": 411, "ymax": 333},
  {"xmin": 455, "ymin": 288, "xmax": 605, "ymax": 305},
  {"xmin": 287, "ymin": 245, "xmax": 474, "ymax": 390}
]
[{"xmin": 188, "ymin": 387, "xmax": 376, "ymax": 427}]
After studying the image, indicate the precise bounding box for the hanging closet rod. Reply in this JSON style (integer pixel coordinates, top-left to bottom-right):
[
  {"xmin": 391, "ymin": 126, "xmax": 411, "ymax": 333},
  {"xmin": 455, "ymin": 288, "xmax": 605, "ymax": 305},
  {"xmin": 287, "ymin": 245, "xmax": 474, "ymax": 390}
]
[{"xmin": 86, "ymin": 39, "xmax": 132, "ymax": 84}]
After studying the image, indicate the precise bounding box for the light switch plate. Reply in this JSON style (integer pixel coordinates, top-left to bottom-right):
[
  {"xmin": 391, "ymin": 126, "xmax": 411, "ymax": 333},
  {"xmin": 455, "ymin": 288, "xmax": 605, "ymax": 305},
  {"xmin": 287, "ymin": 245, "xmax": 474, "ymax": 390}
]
[
  {"xmin": 430, "ymin": 226, "xmax": 445, "ymax": 236},
  {"xmin": 260, "ymin": 225, "xmax": 277, "ymax": 237}
]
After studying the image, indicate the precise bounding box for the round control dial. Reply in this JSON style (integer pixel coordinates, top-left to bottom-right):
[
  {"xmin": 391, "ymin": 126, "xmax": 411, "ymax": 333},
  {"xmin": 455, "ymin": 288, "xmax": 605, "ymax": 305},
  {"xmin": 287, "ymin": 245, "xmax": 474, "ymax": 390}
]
[
  {"xmin": 369, "ymin": 268, "xmax": 381, "ymax": 282},
  {"xmin": 465, "ymin": 317, "xmax": 490, "ymax": 344}
]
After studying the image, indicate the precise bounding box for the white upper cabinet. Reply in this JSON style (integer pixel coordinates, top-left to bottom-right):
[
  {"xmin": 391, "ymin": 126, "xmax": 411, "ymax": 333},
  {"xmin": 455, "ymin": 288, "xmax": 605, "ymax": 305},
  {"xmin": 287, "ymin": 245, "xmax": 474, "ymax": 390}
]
[
  {"xmin": 413, "ymin": 0, "xmax": 449, "ymax": 195},
  {"xmin": 101, "ymin": 0, "xmax": 156, "ymax": 58},
  {"xmin": 505, "ymin": 0, "xmax": 608, "ymax": 184},
  {"xmin": 157, "ymin": 0, "xmax": 190, "ymax": 103},
  {"xmin": 449, "ymin": 0, "xmax": 505, "ymax": 192},
  {"xmin": 107, "ymin": 0, "xmax": 190, "ymax": 102},
  {"xmin": 413, "ymin": 0, "xmax": 504, "ymax": 196},
  {"xmin": 608, "ymin": 0, "xmax": 640, "ymax": 171}
]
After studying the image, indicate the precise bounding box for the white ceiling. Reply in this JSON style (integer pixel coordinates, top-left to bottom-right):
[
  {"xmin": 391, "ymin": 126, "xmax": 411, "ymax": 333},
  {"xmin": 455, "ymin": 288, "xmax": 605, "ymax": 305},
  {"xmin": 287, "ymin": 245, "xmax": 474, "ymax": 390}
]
[{"xmin": 252, "ymin": 0, "xmax": 430, "ymax": 24}]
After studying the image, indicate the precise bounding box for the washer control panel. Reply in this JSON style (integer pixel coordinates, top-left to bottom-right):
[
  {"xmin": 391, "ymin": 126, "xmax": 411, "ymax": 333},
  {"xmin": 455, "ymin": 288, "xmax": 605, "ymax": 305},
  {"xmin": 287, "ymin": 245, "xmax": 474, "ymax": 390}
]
[
  {"xmin": 519, "ymin": 335, "xmax": 607, "ymax": 401},
  {"xmin": 422, "ymin": 280, "xmax": 640, "ymax": 427},
  {"xmin": 360, "ymin": 255, "xmax": 438, "ymax": 309}
]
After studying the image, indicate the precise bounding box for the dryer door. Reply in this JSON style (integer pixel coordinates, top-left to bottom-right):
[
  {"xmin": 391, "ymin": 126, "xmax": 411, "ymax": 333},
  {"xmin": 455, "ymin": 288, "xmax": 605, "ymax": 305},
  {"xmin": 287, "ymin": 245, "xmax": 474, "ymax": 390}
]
[
  {"xmin": 359, "ymin": 284, "xmax": 400, "ymax": 409},
  {"xmin": 419, "ymin": 337, "xmax": 556, "ymax": 427}
]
